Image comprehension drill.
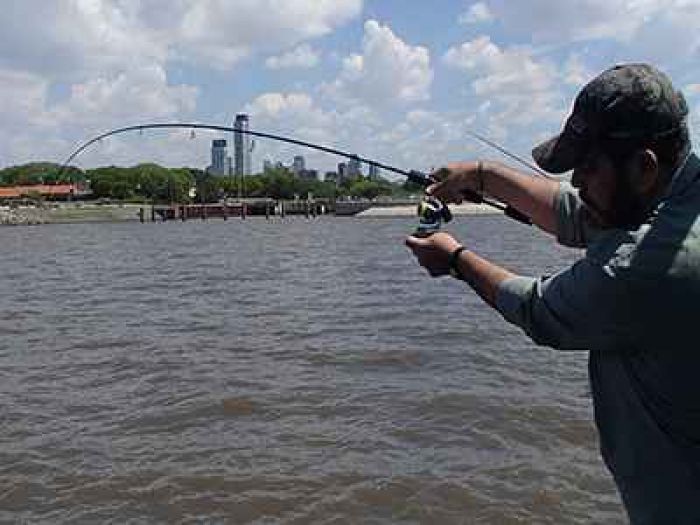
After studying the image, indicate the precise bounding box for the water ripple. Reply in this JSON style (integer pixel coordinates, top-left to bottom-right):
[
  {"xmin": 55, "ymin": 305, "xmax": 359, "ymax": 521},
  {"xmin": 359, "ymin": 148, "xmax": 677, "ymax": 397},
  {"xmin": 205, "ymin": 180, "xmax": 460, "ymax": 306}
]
[{"xmin": 0, "ymin": 218, "xmax": 623, "ymax": 523}]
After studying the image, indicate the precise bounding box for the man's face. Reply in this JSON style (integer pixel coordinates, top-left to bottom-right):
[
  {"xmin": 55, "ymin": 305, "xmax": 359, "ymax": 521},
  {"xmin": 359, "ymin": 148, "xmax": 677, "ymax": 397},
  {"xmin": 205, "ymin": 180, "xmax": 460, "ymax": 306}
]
[{"xmin": 571, "ymin": 149, "xmax": 646, "ymax": 228}]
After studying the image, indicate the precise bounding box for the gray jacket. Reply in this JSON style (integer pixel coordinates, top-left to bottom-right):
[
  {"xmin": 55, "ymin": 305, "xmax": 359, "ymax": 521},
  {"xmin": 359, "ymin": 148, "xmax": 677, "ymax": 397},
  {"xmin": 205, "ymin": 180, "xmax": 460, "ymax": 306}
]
[{"xmin": 496, "ymin": 153, "xmax": 700, "ymax": 524}]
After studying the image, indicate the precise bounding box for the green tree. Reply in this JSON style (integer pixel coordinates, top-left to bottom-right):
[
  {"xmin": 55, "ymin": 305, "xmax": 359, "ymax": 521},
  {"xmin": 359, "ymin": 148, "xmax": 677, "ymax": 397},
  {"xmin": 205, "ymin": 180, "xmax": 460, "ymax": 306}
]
[
  {"xmin": 87, "ymin": 166, "xmax": 132, "ymax": 199},
  {"xmin": 347, "ymin": 179, "xmax": 393, "ymax": 199},
  {"xmin": 0, "ymin": 162, "xmax": 85, "ymax": 186}
]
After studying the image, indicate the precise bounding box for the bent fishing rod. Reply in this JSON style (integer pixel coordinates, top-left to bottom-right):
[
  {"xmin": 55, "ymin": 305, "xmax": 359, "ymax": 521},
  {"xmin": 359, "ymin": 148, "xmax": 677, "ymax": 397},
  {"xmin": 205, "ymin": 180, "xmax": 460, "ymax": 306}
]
[{"xmin": 57, "ymin": 122, "xmax": 541, "ymax": 230}]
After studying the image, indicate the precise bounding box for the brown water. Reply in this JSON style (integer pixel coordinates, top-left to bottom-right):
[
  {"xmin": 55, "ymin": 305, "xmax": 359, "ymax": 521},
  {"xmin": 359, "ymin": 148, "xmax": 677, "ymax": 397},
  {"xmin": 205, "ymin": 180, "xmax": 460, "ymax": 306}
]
[{"xmin": 0, "ymin": 216, "xmax": 625, "ymax": 523}]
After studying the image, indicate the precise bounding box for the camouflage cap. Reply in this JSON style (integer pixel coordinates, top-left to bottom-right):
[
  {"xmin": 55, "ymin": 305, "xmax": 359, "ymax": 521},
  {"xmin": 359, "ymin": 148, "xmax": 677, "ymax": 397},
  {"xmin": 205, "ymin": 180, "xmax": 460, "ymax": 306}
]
[{"xmin": 532, "ymin": 63, "xmax": 689, "ymax": 174}]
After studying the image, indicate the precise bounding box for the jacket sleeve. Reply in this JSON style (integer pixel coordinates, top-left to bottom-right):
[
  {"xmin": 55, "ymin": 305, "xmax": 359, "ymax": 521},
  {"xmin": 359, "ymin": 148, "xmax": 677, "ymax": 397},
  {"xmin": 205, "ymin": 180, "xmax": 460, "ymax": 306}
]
[
  {"xmin": 555, "ymin": 181, "xmax": 601, "ymax": 248},
  {"xmin": 494, "ymin": 254, "xmax": 638, "ymax": 351}
]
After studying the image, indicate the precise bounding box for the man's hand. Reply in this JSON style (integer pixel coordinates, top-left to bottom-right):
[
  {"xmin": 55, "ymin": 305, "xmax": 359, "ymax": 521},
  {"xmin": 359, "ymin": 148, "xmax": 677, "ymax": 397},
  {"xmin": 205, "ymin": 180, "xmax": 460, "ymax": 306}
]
[
  {"xmin": 405, "ymin": 231, "xmax": 463, "ymax": 277},
  {"xmin": 428, "ymin": 161, "xmax": 483, "ymax": 204}
]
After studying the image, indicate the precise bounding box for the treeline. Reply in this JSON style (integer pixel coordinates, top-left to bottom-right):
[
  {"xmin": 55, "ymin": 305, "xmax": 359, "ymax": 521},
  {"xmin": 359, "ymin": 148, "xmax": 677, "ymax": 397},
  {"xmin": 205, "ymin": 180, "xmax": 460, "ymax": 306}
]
[
  {"xmin": 0, "ymin": 162, "xmax": 85, "ymax": 186},
  {"xmin": 0, "ymin": 162, "xmax": 423, "ymax": 202}
]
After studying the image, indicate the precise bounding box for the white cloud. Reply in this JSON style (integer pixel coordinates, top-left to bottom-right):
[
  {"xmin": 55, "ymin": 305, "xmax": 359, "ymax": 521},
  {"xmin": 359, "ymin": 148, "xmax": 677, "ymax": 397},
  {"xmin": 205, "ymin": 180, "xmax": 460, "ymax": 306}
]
[
  {"xmin": 478, "ymin": 0, "xmax": 700, "ymax": 59},
  {"xmin": 245, "ymin": 93, "xmax": 327, "ymax": 123},
  {"xmin": 0, "ymin": 1, "xmax": 165, "ymax": 80},
  {"xmin": 0, "ymin": 69, "xmax": 64, "ymax": 164},
  {"xmin": 242, "ymin": 92, "xmax": 338, "ymax": 169},
  {"xmin": 0, "ymin": 0, "xmax": 362, "ymax": 167},
  {"xmin": 169, "ymin": 0, "xmax": 362, "ymax": 69},
  {"xmin": 327, "ymin": 20, "xmax": 433, "ymax": 106},
  {"xmin": 686, "ymin": 84, "xmax": 700, "ymax": 96},
  {"xmin": 0, "ymin": 0, "xmax": 362, "ymax": 77},
  {"xmin": 0, "ymin": 70, "xmax": 50, "ymax": 128},
  {"xmin": 481, "ymin": 0, "xmax": 656, "ymax": 42},
  {"xmin": 444, "ymin": 36, "xmax": 564, "ymax": 136},
  {"xmin": 563, "ymin": 55, "xmax": 594, "ymax": 87},
  {"xmin": 459, "ymin": 2, "xmax": 495, "ymax": 25},
  {"xmin": 53, "ymin": 65, "xmax": 198, "ymax": 129},
  {"xmin": 240, "ymin": 91, "xmax": 461, "ymax": 176},
  {"xmin": 265, "ymin": 44, "xmax": 321, "ymax": 70},
  {"xmin": 0, "ymin": 65, "xmax": 198, "ymax": 167},
  {"xmin": 444, "ymin": 36, "xmax": 555, "ymax": 98}
]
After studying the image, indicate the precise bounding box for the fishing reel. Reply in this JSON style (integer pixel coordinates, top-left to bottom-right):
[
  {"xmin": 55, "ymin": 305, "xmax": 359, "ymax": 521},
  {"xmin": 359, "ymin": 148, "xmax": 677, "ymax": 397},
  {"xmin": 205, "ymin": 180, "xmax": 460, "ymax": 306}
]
[
  {"xmin": 406, "ymin": 170, "xmax": 453, "ymax": 236},
  {"xmin": 414, "ymin": 196, "xmax": 453, "ymax": 236}
]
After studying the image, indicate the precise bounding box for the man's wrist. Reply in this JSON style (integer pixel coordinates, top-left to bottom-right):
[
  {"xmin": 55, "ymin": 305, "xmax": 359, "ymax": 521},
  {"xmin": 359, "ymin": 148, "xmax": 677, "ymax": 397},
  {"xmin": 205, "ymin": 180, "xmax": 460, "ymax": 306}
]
[{"xmin": 448, "ymin": 245, "xmax": 467, "ymax": 280}]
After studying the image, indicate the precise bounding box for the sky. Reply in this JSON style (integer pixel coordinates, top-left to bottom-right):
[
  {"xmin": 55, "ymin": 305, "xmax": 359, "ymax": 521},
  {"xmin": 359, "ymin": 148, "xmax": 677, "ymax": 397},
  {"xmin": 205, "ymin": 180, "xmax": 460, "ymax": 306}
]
[{"xmin": 1, "ymin": 0, "xmax": 699, "ymax": 178}]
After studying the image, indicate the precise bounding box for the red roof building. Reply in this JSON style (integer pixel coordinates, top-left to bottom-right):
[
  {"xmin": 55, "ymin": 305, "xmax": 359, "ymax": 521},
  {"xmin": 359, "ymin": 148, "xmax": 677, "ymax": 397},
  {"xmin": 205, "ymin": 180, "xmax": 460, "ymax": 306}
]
[{"xmin": 0, "ymin": 184, "xmax": 83, "ymax": 199}]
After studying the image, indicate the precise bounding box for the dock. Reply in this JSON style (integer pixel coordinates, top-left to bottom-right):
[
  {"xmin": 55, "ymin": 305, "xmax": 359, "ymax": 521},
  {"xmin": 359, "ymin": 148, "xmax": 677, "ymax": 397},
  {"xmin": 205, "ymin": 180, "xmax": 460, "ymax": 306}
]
[{"xmin": 143, "ymin": 198, "xmax": 330, "ymax": 222}]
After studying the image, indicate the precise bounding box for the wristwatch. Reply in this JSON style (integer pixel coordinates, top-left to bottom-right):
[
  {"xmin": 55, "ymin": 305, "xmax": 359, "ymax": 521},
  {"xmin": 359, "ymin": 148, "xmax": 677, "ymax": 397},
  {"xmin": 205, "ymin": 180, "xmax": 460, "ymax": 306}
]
[{"xmin": 448, "ymin": 245, "xmax": 467, "ymax": 280}]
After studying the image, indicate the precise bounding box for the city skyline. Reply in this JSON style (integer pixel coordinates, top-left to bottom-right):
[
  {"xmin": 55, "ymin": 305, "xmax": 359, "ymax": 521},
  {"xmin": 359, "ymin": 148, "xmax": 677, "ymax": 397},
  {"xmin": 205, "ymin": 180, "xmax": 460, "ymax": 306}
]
[{"xmin": 1, "ymin": 1, "xmax": 698, "ymax": 179}]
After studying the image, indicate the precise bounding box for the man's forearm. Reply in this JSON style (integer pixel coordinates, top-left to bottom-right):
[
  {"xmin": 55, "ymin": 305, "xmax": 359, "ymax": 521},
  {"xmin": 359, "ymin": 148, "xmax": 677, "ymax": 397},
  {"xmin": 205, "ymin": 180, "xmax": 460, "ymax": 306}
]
[
  {"xmin": 480, "ymin": 161, "xmax": 560, "ymax": 235},
  {"xmin": 453, "ymin": 248, "xmax": 516, "ymax": 307}
]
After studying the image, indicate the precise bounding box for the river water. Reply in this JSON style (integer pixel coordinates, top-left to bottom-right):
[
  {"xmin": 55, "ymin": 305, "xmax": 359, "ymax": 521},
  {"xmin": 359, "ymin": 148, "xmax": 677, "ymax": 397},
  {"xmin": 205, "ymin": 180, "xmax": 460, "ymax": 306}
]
[{"xmin": 0, "ymin": 216, "xmax": 625, "ymax": 523}]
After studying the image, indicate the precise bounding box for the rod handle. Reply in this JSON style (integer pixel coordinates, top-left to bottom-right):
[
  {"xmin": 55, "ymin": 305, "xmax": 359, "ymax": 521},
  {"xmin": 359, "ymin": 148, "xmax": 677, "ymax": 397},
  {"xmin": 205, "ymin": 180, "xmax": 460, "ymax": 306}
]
[
  {"xmin": 504, "ymin": 206, "xmax": 532, "ymax": 225},
  {"xmin": 461, "ymin": 189, "xmax": 532, "ymax": 225}
]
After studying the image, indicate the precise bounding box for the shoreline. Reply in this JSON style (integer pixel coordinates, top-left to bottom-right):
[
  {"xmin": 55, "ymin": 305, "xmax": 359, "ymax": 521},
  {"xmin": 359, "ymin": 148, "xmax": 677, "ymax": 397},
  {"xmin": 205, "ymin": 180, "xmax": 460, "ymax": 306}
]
[
  {"xmin": 0, "ymin": 202, "xmax": 499, "ymax": 225},
  {"xmin": 356, "ymin": 202, "xmax": 497, "ymax": 217}
]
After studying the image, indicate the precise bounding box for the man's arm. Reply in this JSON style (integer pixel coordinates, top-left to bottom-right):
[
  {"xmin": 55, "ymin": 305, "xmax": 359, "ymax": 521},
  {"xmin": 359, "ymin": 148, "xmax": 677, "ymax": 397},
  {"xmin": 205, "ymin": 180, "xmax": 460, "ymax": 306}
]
[
  {"xmin": 405, "ymin": 232, "xmax": 515, "ymax": 307},
  {"xmin": 406, "ymin": 231, "xmax": 636, "ymax": 351},
  {"xmin": 429, "ymin": 161, "xmax": 601, "ymax": 248},
  {"xmin": 429, "ymin": 161, "xmax": 561, "ymax": 235}
]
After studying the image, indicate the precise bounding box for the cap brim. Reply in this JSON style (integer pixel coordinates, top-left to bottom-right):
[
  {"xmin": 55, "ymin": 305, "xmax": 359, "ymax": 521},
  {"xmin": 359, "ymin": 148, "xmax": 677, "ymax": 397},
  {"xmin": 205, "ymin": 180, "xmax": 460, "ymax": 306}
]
[{"xmin": 532, "ymin": 116, "xmax": 590, "ymax": 174}]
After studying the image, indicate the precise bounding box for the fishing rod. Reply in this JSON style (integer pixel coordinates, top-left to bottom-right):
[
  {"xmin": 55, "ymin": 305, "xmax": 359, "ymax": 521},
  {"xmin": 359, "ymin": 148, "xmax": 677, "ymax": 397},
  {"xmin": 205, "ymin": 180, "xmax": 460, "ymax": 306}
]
[{"xmin": 57, "ymin": 122, "xmax": 535, "ymax": 231}]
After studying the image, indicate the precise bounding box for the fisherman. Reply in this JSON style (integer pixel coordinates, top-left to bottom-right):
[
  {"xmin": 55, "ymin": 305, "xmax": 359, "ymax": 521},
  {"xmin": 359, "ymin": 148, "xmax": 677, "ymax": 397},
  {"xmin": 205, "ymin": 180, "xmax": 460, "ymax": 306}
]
[{"xmin": 405, "ymin": 63, "xmax": 700, "ymax": 523}]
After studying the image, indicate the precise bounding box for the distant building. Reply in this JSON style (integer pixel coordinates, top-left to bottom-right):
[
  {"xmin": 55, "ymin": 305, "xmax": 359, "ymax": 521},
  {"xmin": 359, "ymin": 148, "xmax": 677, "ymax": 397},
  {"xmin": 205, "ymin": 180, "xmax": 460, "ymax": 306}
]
[
  {"xmin": 368, "ymin": 164, "xmax": 380, "ymax": 180},
  {"xmin": 337, "ymin": 162, "xmax": 347, "ymax": 181},
  {"xmin": 324, "ymin": 171, "xmax": 339, "ymax": 184},
  {"xmin": 234, "ymin": 113, "xmax": 252, "ymax": 177},
  {"xmin": 208, "ymin": 139, "xmax": 230, "ymax": 176},
  {"xmin": 0, "ymin": 183, "xmax": 88, "ymax": 201},
  {"xmin": 292, "ymin": 155, "xmax": 305, "ymax": 175},
  {"xmin": 347, "ymin": 156, "xmax": 362, "ymax": 178},
  {"xmin": 263, "ymin": 159, "xmax": 273, "ymax": 173},
  {"xmin": 298, "ymin": 169, "xmax": 318, "ymax": 181}
]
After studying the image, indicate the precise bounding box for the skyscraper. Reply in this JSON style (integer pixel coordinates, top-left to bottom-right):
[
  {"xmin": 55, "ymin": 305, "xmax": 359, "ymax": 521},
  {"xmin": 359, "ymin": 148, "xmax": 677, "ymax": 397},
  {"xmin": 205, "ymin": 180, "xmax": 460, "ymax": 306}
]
[
  {"xmin": 337, "ymin": 162, "xmax": 347, "ymax": 183},
  {"xmin": 292, "ymin": 155, "xmax": 305, "ymax": 175},
  {"xmin": 368, "ymin": 164, "xmax": 380, "ymax": 180},
  {"xmin": 347, "ymin": 156, "xmax": 362, "ymax": 178},
  {"xmin": 209, "ymin": 139, "xmax": 229, "ymax": 176},
  {"xmin": 234, "ymin": 114, "xmax": 252, "ymax": 177}
]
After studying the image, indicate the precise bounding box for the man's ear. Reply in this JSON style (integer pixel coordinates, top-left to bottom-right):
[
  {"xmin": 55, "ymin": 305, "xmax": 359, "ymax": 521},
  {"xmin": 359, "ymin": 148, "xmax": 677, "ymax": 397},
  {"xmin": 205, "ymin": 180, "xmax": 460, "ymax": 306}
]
[{"xmin": 630, "ymin": 149, "xmax": 660, "ymax": 196}]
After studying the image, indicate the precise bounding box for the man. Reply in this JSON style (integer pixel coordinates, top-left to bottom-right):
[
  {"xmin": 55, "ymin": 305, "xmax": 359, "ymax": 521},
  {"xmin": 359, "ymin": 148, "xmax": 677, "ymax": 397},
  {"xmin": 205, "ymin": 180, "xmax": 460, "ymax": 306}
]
[{"xmin": 406, "ymin": 63, "xmax": 700, "ymax": 523}]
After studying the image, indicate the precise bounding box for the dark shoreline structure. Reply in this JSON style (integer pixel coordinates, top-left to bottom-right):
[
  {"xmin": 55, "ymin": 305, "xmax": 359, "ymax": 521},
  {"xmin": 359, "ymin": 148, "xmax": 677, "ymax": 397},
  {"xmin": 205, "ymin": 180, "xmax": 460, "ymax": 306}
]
[
  {"xmin": 0, "ymin": 198, "xmax": 500, "ymax": 226},
  {"xmin": 148, "ymin": 199, "xmax": 329, "ymax": 222}
]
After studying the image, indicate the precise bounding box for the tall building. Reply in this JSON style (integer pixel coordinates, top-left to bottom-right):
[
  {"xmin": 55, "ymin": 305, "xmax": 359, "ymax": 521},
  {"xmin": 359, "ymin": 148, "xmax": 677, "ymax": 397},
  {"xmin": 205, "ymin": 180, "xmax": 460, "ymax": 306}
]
[
  {"xmin": 292, "ymin": 155, "xmax": 305, "ymax": 175},
  {"xmin": 348, "ymin": 156, "xmax": 362, "ymax": 178},
  {"xmin": 368, "ymin": 164, "xmax": 380, "ymax": 180},
  {"xmin": 234, "ymin": 113, "xmax": 252, "ymax": 177},
  {"xmin": 263, "ymin": 159, "xmax": 273, "ymax": 173},
  {"xmin": 337, "ymin": 162, "xmax": 347, "ymax": 183},
  {"xmin": 208, "ymin": 139, "xmax": 229, "ymax": 176}
]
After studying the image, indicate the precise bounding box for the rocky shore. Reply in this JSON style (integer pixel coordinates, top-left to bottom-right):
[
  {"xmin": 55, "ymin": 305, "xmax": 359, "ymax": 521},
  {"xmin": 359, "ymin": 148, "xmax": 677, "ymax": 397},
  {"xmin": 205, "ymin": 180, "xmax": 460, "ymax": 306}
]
[
  {"xmin": 0, "ymin": 207, "xmax": 46, "ymax": 225},
  {"xmin": 0, "ymin": 204, "xmax": 142, "ymax": 226}
]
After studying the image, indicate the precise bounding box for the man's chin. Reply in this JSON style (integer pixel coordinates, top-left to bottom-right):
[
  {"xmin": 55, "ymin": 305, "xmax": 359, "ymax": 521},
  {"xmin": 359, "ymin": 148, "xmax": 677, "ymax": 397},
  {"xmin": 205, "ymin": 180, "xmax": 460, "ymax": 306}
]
[{"xmin": 584, "ymin": 205, "xmax": 643, "ymax": 229}]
